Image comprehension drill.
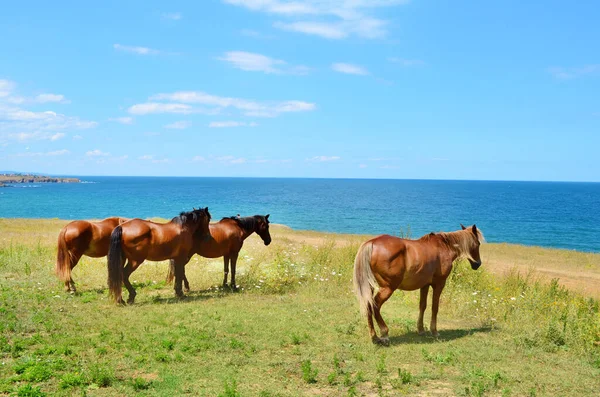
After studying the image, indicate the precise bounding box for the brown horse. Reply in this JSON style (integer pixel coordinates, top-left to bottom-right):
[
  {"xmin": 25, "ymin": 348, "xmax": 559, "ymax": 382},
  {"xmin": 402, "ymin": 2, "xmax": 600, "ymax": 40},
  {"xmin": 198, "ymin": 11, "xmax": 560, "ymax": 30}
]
[
  {"xmin": 353, "ymin": 224, "xmax": 484, "ymax": 345},
  {"xmin": 107, "ymin": 207, "xmax": 211, "ymax": 304},
  {"xmin": 166, "ymin": 214, "xmax": 272, "ymax": 292},
  {"xmin": 56, "ymin": 217, "xmax": 128, "ymax": 293}
]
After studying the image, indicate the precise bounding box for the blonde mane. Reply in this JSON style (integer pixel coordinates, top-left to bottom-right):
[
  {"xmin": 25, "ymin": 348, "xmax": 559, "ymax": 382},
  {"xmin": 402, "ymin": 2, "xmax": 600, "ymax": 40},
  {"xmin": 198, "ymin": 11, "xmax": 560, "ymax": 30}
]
[{"xmin": 438, "ymin": 227, "xmax": 485, "ymax": 261}]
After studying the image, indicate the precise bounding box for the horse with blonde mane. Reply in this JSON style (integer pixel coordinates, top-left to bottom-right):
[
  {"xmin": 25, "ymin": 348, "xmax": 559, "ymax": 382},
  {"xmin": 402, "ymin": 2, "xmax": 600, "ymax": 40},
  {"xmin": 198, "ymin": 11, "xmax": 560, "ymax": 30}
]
[
  {"xmin": 56, "ymin": 217, "xmax": 128, "ymax": 293},
  {"xmin": 353, "ymin": 224, "xmax": 484, "ymax": 345}
]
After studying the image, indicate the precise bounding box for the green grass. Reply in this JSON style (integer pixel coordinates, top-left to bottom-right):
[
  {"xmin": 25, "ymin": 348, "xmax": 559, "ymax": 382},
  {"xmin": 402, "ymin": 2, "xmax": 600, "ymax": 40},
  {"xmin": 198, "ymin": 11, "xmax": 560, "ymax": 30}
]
[{"xmin": 1, "ymin": 219, "xmax": 600, "ymax": 395}]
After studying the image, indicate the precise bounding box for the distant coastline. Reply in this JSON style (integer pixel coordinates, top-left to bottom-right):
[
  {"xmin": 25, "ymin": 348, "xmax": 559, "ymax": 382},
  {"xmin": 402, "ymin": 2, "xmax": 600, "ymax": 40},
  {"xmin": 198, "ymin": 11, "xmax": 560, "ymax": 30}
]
[{"xmin": 0, "ymin": 173, "xmax": 80, "ymax": 187}]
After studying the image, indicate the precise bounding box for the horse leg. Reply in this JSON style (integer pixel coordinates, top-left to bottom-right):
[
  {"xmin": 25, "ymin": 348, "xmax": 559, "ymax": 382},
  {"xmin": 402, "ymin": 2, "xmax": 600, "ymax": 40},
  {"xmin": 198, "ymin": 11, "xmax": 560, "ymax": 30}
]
[
  {"xmin": 67, "ymin": 252, "xmax": 82, "ymax": 293},
  {"xmin": 373, "ymin": 287, "xmax": 395, "ymax": 345},
  {"xmin": 183, "ymin": 264, "xmax": 190, "ymax": 293},
  {"xmin": 418, "ymin": 285, "xmax": 429, "ymax": 335},
  {"xmin": 367, "ymin": 303, "xmax": 378, "ymax": 342},
  {"xmin": 430, "ymin": 281, "xmax": 447, "ymax": 337},
  {"xmin": 123, "ymin": 261, "xmax": 138, "ymax": 305},
  {"xmin": 173, "ymin": 261, "xmax": 186, "ymax": 299},
  {"xmin": 222, "ymin": 256, "xmax": 230, "ymax": 288},
  {"xmin": 230, "ymin": 253, "xmax": 239, "ymax": 292}
]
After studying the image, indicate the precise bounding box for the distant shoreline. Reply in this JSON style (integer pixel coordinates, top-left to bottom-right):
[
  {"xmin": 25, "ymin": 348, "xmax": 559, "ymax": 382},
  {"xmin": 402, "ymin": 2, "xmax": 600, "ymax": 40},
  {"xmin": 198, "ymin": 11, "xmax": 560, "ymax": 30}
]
[{"xmin": 0, "ymin": 174, "xmax": 80, "ymax": 187}]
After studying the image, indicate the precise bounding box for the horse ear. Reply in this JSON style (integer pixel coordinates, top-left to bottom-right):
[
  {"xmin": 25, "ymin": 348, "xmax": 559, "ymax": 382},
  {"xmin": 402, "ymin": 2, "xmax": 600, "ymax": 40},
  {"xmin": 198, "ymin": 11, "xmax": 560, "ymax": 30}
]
[
  {"xmin": 472, "ymin": 224, "xmax": 477, "ymax": 234},
  {"xmin": 265, "ymin": 214, "xmax": 270, "ymax": 221},
  {"xmin": 460, "ymin": 223, "xmax": 466, "ymax": 230},
  {"xmin": 193, "ymin": 207, "xmax": 197, "ymax": 210}
]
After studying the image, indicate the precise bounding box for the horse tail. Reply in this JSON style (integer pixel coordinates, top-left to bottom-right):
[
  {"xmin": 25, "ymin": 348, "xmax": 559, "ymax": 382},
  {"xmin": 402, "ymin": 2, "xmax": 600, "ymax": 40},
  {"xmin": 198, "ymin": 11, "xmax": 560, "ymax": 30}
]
[
  {"xmin": 55, "ymin": 227, "xmax": 73, "ymax": 283},
  {"xmin": 353, "ymin": 241, "xmax": 378, "ymax": 317},
  {"xmin": 165, "ymin": 259, "xmax": 176, "ymax": 284},
  {"xmin": 107, "ymin": 225, "xmax": 124, "ymax": 302}
]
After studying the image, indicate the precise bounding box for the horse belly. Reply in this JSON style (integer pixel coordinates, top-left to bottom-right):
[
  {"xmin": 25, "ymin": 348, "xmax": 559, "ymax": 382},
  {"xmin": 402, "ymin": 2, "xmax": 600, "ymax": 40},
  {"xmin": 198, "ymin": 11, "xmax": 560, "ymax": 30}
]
[{"xmin": 398, "ymin": 266, "xmax": 434, "ymax": 291}]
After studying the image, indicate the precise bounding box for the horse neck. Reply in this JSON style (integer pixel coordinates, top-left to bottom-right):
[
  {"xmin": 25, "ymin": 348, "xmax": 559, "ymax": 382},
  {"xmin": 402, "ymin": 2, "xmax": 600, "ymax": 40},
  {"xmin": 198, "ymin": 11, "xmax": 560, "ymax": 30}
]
[{"xmin": 238, "ymin": 222, "xmax": 256, "ymax": 241}]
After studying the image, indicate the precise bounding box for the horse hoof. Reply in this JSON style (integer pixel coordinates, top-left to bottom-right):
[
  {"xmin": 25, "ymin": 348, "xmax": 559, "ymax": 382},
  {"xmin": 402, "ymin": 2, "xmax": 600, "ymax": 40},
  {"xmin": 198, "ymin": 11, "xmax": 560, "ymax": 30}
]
[
  {"xmin": 116, "ymin": 298, "xmax": 126, "ymax": 306},
  {"xmin": 431, "ymin": 331, "xmax": 439, "ymax": 338},
  {"xmin": 372, "ymin": 337, "xmax": 390, "ymax": 346},
  {"xmin": 183, "ymin": 287, "xmax": 190, "ymax": 293},
  {"xmin": 418, "ymin": 330, "xmax": 427, "ymax": 336},
  {"xmin": 231, "ymin": 286, "xmax": 239, "ymax": 292}
]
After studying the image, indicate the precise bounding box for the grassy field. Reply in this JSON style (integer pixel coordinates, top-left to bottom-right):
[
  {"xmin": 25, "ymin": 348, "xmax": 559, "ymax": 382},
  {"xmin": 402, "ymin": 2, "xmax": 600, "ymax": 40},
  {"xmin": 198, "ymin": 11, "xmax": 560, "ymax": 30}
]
[{"xmin": 1, "ymin": 219, "xmax": 600, "ymax": 396}]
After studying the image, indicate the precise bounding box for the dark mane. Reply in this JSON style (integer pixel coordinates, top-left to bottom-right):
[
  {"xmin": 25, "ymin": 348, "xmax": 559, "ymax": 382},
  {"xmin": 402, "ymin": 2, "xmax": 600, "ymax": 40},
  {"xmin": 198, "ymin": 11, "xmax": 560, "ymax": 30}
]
[
  {"xmin": 222, "ymin": 216, "xmax": 258, "ymax": 232},
  {"xmin": 173, "ymin": 208, "xmax": 209, "ymax": 226}
]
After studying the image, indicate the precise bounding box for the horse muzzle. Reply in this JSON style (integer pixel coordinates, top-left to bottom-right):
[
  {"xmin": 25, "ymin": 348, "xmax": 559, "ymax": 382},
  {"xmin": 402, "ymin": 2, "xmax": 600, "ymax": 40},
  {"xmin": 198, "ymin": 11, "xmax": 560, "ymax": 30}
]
[
  {"xmin": 264, "ymin": 239, "xmax": 272, "ymax": 246},
  {"xmin": 470, "ymin": 261, "xmax": 482, "ymax": 270}
]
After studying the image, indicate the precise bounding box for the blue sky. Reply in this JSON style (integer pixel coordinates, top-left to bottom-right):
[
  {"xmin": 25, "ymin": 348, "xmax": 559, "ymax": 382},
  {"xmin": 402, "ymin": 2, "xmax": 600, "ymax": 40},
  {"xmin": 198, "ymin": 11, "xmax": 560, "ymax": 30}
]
[{"xmin": 0, "ymin": 0, "xmax": 598, "ymax": 181}]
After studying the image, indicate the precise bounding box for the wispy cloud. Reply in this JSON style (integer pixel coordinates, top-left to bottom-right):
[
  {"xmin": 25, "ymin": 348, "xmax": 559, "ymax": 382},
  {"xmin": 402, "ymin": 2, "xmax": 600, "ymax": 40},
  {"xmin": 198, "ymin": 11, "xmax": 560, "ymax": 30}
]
[
  {"xmin": 209, "ymin": 121, "xmax": 258, "ymax": 128},
  {"xmin": 139, "ymin": 154, "xmax": 169, "ymax": 163},
  {"xmin": 72, "ymin": 135, "xmax": 83, "ymax": 140},
  {"xmin": 548, "ymin": 64, "xmax": 600, "ymax": 79},
  {"xmin": 216, "ymin": 155, "xmax": 247, "ymax": 165},
  {"xmin": 35, "ymin": 93, "xmax": 69, "ymax": 103},
  {"xmin": 13, "ymin": 149, "xmax": 70, "ymax": 157},
  {"xmin": 86, "ymin": 149, "xmax": 110, "ymax": 157},
  {"xmin": 274, "ymin": 21, "xmax": 346, "ymax": 39},
  {"xmin": 113, "ymin": 44, "xmax": 160, "ymax": 55},
  {"xmin": 240, "ymin": 29, "xmax": 274, "ymax": 39},
  {"xmin": 331, "ymin": 63, "xmax": 369, "ymax": 75},
  {"xmin": 218, "ymin": 51, "xmax": 310, "ymax": 75},
  {"xmin": 109, "ymin": 116, "xmax": 134, "ymax": 125},
  {"xmin": 192, "ymin": 156, "xmax": 206, "ymax": 162},
  {"xmin": 128, "ymin": 103, "xmax": 194, "ymax": 115},
  {"xmin": 50, "ymin": 132, "xmax": 65, "ymax": 141},
  {"xmin": 132, "ymin": 91, "xmax": 316, "ymax": 118},
  {"xmin": 388, "ymin": 57, "xmax": 426, "ymax": 67},
  {"xmin": 224, "ymin": 0, "xmax": 409, "ymax": 39},
  {"xmin": 306, "ymin": 155, "xmax": 341, "ymax": 162},
  {"xmin": 164, "ymin": 120, "xmax": 191, "ymax": 129},
  {"xmin": 161, "ymin": 12, "xmax": 182, "ymax": 20}
]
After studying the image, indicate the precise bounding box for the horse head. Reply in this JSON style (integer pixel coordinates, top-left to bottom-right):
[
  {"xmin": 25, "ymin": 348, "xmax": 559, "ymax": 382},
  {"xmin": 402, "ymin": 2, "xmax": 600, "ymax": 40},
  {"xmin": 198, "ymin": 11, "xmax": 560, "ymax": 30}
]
[{"xmin": 461, "ymin": 223, "xmax": 483, "ymax": 270}]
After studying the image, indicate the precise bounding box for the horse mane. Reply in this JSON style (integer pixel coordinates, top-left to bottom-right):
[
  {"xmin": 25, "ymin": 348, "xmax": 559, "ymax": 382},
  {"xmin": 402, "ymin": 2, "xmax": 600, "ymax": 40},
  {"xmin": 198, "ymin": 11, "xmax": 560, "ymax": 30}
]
[
  {"xmin": 173, "ymin": 208, "xmax": 209, "ymax": 226},
  {"xmin": 222, "ymin": 216, "xmax": 257, "ymax": 232},
  {"xmin": 421, "ymin": 228, "xmax": 485, "ymax": 260}
]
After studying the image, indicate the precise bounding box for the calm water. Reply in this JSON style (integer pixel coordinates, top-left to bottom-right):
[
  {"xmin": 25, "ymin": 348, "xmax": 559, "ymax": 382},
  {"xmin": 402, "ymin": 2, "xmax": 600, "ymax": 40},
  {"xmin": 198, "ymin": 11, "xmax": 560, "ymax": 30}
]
[{"xmin": 0, "ymin": 177, "xmax": 598, "ymax": 252}]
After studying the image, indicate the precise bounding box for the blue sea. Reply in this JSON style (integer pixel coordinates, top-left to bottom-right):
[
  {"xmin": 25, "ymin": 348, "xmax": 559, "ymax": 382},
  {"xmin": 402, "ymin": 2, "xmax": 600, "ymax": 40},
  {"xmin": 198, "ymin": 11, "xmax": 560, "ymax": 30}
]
[{"xmin": 0, "ymin": 177, "xmax": 599, "ymax": 252}]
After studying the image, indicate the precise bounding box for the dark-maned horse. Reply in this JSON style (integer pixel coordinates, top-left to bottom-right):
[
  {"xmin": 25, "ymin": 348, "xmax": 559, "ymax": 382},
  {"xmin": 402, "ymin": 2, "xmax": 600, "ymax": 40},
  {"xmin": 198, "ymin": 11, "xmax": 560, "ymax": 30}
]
[
  {"xmin": 353, "ymin": 224, "xmax": 484, "ymax": 345},
  {"xmin": 107, "ymin": 207, "xmax": 211, "ymax": 304},
  {"xmin": 56, "ymin": 217, "xmax": 128, "ymax": 293},
  {"xmin": 166, "ymin": 214, "xmax": 271, "ymax": 292}
]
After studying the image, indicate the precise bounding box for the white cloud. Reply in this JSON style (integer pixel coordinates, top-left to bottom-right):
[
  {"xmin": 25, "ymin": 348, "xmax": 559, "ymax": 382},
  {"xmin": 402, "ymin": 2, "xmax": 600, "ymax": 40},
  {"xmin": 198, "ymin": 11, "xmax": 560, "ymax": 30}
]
[
  {"xmin": 359, "ymin": 164, "xmax": 367, "ymax": 168},
  {"xmin": 86, "ymin": 149, "xmax": 110, "ymax": 157},
  {"xmin": 388, "ymin": 57, "xmax": 426, "ymax": 67},
  {"xmin": 109, "ymin": 116, "xmax": 134, "ymax": 125},
  {"xmin": 138, "ymin": 154, "xmax": 168, "ymax": 163},
  {"xmin": 219, "ymin": 51, "xmax": 286, "ymax": 74},
  {"xmin": 161, "ymin": 12, "xmax": 182, "ymax": 20},
  {"xmin": 274, "ymin": 21, "xmax": 346, "ymax": 39},
  {"xmin": 216, "ymin": 155, "xmax": 247, "ymax": 164},
  {"xmin": 218, "ymin": 51, "xmax": 311, "ymax": 75},
  {"xmin": 224, "ymin": 0, "xmax": 408, "ymax": 39},
  {"xmin": 13, "ymin": 149, "xmax": 70, "ymax": 157},
  {"xmin": 35, "ymin": 93, "xmax": 69, "ymax": 103},
  {"xmin": 548, "ymin": 64, "xmax": 600, "ymax": 79},
  {"xmin": 331, "ymin": 63, "xmax": 369, "ymax": 75},
  {"xmin": 138, "ymin": 91, "xmax": 315, "ymax": 118},
  {"xmin": 0, "ymin": 105, "xmax": 97, "ymax": 142},
  {"xmin": 50, "ymin": 132, "xmax": 65, "ymax": 141},
  {"xmin": 209, "ymin": 121, "xmax": 258, "ymax": 128},
  {"xmin": 306, "ymin": 155, "xmax": 341, "ymax": 162},
  {"xmin": 139, "ymin": 155, "xmax": 153, "ymax": 160},
  {"xmin": 0, "ymin": 79, "xmax": 16, "ymax": 97},
  {"xmin": 113, "ymin": 44, "xmax": 160, "ymax": 55},
  {"xmin": 192, "ymin": 156, "xmax": 205, "ymax": 162},
  {"xmin": 128, "ymin": 103, "xmax": 194, "ymax": 115},
  {"xmin": 240, "ymin": 29, "xmax": 273, "ymax": 39},
  {"xmin": 73, "ymin": 135, "xmax": 83, "ymax": 140},
  {"xmin": 164, "ymin": 120, "xmax": 191, "ymax": 129}
]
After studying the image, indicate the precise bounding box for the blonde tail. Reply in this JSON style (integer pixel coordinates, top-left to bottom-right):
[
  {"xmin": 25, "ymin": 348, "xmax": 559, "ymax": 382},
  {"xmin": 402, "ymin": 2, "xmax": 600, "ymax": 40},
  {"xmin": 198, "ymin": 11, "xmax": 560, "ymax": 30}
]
[{"xmin": 352, "ymin": 241, "xmax": 378, "ymax": 316}]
